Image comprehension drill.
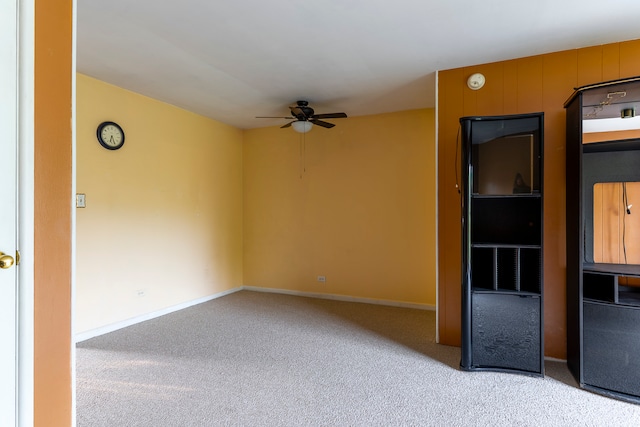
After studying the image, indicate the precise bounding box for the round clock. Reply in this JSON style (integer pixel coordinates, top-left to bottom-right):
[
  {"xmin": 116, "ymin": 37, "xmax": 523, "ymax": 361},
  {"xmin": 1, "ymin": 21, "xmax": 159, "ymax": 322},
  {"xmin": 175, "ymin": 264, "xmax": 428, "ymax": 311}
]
[
  {"xmin": 97, "ymin": 121, "xmax": 125, "ymax": 150},
  {"xmin": 467, "ymin": 73, "xmax": 486, "ymax": 90}
]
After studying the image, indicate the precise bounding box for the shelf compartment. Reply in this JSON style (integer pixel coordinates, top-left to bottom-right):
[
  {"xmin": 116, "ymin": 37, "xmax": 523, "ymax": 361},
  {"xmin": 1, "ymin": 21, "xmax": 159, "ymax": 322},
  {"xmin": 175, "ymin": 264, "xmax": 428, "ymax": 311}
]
[
  {"xmin": 583, "ymin": 272, "xmax": 616, "ymax": 303},
  {"xmin": 583, "ymin": 269, "xmax": 640, "ymax": 307},
  {"xmin": 496, "ymin": 248, "xmax": 518, "ymax": 291},
  {"xmin": 520, "ymin": 248, "xmax": 542, "ymax": 293},
  {"xmin": 471, "ymin": 247, "xmax": 495, "ymax": 290},
  {"xmin": 471, "ymin": 246, "xmax": 541, "ymax": 294},
  {"xmin": 471, "ymin": 196, "xmax": 541, "ymax": 246},
  {"xmin": 618, "ymin": 284, "xmax": 640, "ymax": 306}
]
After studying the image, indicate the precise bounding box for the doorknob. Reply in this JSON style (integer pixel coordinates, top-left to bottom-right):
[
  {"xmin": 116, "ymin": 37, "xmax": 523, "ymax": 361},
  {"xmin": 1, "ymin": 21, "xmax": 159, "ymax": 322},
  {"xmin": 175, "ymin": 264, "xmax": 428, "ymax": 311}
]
[{"xmin": 0, "ymin": 252, "xmax": 15, "ymax": 269}]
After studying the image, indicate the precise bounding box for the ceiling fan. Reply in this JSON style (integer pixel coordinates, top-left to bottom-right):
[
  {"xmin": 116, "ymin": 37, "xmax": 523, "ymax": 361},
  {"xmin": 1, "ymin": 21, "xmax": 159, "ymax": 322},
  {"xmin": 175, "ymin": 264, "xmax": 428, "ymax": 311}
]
[{"xmin": 256, "ymin": 101, "xmax": 347, "ymax": 133}]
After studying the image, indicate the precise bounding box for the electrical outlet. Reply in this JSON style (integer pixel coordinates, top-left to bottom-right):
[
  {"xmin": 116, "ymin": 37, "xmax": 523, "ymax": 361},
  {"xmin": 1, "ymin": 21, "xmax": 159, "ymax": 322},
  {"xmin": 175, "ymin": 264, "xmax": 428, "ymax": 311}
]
[
  {"xmin": 317, "ymin": 275, "xmax": 326, "ymax": 283},
  {"xmin": 76, "ymin": 193, "xmax": 86, "ymax": 208}
]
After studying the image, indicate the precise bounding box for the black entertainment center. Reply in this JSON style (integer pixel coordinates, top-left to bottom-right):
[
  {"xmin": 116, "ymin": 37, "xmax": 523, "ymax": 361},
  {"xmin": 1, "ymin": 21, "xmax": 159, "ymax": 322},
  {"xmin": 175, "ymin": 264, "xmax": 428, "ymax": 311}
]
[{"xmin": 565, "ymin": 76, "xmax": 640, "ymax": 403}]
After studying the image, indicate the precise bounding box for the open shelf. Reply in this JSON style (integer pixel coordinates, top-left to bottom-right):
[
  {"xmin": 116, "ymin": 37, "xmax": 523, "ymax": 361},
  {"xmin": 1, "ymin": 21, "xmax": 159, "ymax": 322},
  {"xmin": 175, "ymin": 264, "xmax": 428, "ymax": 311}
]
[
  {"xmin": 583, "ymin": 263, "xmax": 640, "ymax": 276},
  {"xmin": 471, "ymin": 197, "xmax": 541, "ymax": 246},
  {"xmin": 583, "ymin": 272, "xmax": 616, "ymax": 303},
  {"xmin": 582, "ymin": 138, "xmax": 640, "ymax": 153},
  {"xmin": 583, "ymin": 264, "xmax": 640, "ymax": 307},
  {"xmin": 471, "ymin": 246, "xmax": 541, "ymax": 294},
  {"xmin": 471, "ymin": 195, "xmax": 542, "ymax": 199},
  {"xmin": 619, "ymin": 285, "xmax": 640, "ymax": 306}
]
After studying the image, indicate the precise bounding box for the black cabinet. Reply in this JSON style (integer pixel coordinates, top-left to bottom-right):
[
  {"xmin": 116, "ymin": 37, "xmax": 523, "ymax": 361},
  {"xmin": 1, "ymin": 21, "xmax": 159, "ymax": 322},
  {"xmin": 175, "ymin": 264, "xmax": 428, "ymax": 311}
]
[
  {"xmin": 581, "ymin": 266, "xmax": 640, "ymax": 402},
  {"xmin": 460, "ymin": 113, "xmax": 544, "ymax": 376},
  {"xmin": 583, "ymin": 300, "xmax": 640, "ymax": 399},
  {"xmin": 565, "ymin": 76, "xmax": 640, "ymax": 404}
]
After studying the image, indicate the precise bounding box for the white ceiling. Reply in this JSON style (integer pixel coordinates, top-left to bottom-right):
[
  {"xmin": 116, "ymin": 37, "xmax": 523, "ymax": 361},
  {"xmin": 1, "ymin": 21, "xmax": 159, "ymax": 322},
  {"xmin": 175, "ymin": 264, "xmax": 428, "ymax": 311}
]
[{"xmin": 77, "ymin": 0, "xmax": 640, "ymax": 130}]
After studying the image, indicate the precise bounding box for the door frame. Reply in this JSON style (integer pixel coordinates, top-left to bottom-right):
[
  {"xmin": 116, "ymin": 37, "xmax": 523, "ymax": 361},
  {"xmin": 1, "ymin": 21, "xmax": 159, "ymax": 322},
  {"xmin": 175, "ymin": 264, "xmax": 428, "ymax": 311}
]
[
  {"xmin": 13, "ymin": 1, "xmax": 77, "ymax": 424},
  {"xmin": 17, "ymin": 0, "xmax": 35, "ymax": 425}
]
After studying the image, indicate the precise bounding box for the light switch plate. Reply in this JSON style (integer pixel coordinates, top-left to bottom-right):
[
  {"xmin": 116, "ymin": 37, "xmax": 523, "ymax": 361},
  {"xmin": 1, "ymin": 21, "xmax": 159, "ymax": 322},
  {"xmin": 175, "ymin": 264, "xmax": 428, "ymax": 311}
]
[{"xmin": 76, "ymin": 193, "xmax": 86, "ymax": 208}]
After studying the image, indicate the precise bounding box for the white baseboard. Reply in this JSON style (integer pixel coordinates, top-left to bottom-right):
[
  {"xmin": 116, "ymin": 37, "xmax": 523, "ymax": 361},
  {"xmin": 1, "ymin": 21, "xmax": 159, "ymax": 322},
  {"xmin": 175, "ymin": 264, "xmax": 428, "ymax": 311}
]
[
  {"xmin": 242, "ymin": 286, "xmax": 436, "ymax": 311},
  {"xmin": 75, "ymin": 286, "xmax": 434, "ymax": 343},
  {"xmin": 74, "ymin": 287, "xmax": 243, "ymax": 343}
]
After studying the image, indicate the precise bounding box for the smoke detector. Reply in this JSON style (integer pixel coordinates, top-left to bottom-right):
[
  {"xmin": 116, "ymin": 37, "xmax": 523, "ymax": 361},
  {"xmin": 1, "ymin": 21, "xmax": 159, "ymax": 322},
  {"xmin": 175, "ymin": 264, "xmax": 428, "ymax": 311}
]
[{"xmin": 467, "ymin": 73, "xmax": 486, "ymax": 90}]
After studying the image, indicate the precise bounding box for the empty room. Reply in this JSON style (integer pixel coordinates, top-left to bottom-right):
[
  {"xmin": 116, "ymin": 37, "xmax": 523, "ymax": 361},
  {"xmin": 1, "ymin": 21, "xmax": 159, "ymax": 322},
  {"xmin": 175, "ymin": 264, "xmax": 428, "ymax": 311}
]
[{"xmin": 6, "ymin": 1, "xmax": 640, "ymax": 425}]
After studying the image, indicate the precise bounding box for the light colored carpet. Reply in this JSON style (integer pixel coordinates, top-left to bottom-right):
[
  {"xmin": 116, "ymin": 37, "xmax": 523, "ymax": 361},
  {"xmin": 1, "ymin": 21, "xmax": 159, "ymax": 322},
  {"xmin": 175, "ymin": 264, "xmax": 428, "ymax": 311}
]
[{"xmin": 76, "ymin": 290, "xmax": 640, "ymax": 426}]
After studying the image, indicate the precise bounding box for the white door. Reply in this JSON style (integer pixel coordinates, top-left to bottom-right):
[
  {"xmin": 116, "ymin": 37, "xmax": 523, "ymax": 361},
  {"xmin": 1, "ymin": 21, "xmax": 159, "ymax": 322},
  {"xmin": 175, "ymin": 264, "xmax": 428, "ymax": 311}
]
[{"xmin": 0, "ymin": 0, "xmax": 19, "ymax": 424}]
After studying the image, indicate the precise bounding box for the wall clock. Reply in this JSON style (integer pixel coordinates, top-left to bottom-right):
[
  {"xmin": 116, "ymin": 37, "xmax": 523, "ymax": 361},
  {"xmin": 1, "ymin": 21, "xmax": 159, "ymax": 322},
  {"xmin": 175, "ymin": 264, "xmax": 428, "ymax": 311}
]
[{"xmin": 96, "ymin": 121, "xmax": 125, "ymax": 150}]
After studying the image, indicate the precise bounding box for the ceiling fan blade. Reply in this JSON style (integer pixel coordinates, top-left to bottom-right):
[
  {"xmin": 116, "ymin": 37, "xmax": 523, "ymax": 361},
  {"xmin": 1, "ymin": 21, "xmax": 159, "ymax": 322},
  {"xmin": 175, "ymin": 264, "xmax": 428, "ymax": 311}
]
[
  {"xmin": 310, "ymin": 119, "xmax": 335, "ymax": 128},
  {"xmin": 256, "ymin": 116, "xmax": 295, "ymax": 119},
  {"xmin": 312, "ymin": 112, "xmax": 347, "ymax": 119},
  {"xmin": 260, "ymin": 102, "xmax": 346, "ymax": 129}
]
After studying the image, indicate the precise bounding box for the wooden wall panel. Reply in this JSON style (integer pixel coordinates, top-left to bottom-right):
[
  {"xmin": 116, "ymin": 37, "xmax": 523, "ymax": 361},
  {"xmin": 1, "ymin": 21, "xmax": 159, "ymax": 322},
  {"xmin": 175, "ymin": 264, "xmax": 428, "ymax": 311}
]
[
  {"xmin": 626, "ymin": 182, "xmax": 640, "ymax": 265},
  {"xmin": 462, "ymin": 68, "xmax": 479, "ymax": 116},
  {"xmin": 437, "ymin": 68, "xmax": 465, "ymax": 345},
  {"xmin": 540, "ymin": 50, "xmax": 576, "ymax": 356},
  {"xmin": 460, "ymin": 63, "xmax": 507, "ymax": 116},
  {"xmin": 476, "ymin": 62, "xmax": 505, "ymax": 115},
  {"xmin": 437, "ymin": 39, "xmax": 640, "ymax": 358},
  {"xmin": 620, "ymin": 39, "xmax": 640, "ymax": 78},
  {"xmin": 604, "ymin": 185, "xmax": 620, "ymax": 261},
  {"xmin": 34, "ymin": 0, "xmax": 73, "ymax": 425},
  {"xmin": 503, "ymin": 61, "xmax": 519, "ymax": 113},
  {"xmin": 577, "ymin": 46, "xmax": 604, "ymax": 87},
  {"xmin": 593, "ymin": 182, "xmax": 640, "ymax": 265},
  {"xmin": 602, "ymin": 43, "xmax": 621, "ymax": 82},
  {"xmin": 517, "ymin": 56, "xmax": 544, "ymax": 113}
]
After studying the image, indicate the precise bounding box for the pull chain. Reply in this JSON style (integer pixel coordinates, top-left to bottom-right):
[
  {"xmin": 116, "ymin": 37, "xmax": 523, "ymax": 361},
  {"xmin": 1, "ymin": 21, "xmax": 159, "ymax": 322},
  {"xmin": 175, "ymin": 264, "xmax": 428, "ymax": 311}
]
[{"xmin": 299, "ymin": 132, "xmax": 306, "ymax": 179}]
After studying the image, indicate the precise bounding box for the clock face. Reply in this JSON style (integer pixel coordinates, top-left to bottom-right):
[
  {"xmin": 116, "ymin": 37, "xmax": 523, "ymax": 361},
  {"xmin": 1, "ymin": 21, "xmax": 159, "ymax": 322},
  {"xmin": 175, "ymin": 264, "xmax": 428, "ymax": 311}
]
[{"xmin": 97, "ymin": 121, "xmax": 125, "ymax": 150}]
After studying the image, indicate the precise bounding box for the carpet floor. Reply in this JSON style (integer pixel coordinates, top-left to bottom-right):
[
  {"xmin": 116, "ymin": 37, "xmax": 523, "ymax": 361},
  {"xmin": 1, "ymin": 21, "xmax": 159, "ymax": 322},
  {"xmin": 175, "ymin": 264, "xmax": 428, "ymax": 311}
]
[{"xmin": 76, "ymin": 290, "xmax": 640, "ymax": 426}]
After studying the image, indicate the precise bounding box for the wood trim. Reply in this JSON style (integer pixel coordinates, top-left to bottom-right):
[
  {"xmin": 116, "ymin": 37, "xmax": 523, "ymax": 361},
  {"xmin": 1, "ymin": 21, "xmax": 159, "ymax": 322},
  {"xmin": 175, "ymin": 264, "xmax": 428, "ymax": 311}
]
[{"xmin": 34, "ymin": 0, "xmax": 73, "ymax": 425}]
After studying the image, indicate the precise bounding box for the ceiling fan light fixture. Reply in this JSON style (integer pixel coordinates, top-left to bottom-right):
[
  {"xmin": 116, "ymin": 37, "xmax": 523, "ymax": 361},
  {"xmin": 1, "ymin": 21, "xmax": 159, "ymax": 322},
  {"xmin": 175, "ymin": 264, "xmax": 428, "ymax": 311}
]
[{"xmin": 292, "ymin": 120, "xmax": 313, "ymax": 133}]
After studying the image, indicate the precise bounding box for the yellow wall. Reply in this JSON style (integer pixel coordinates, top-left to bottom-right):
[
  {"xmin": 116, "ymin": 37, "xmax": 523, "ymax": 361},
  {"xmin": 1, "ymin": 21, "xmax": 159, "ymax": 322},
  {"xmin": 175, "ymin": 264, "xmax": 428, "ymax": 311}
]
[
  {"xmin": 75, "ymin": 74, "xmax": 243, "ymax": 334},
  {"xmin": 243, "ymin": 109, "xmax": 437, "ymax": 306},
  {"xmin": 76, "ymin": 76, "xmax": 436, "ymax": 336}
]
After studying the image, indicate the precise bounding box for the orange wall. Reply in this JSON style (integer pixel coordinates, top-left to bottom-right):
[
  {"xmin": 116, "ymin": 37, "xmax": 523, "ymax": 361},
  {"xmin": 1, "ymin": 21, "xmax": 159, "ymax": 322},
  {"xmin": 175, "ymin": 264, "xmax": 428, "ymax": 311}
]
[
  {"xmin": 244, "ymin": 109, "xmax": 437, "ymax": 306},
  {"xmin": 34, "ymin": 0, "xmax": 73, "ymax": 425},
  {"xmin": 438, "ymin": 39, "xmax": 640, "ymax": 358}
]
